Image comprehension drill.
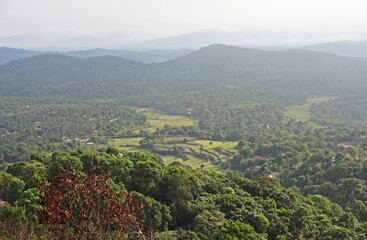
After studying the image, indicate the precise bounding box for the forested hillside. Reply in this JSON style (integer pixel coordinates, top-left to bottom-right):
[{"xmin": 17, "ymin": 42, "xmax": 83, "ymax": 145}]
[
  {"xmin": 0, "ymin": 98, "xmax": 146, "ymax": 163},
  {"xmin": 1, "ymin": 150, "xmax": 365, "ymax": 239},
  {"xmin": 2, "ymin": 45, "xmax": 367, "ymax": 100},
  {"xmin": 64, "ymin": 48, "xmax": 194, "ymax": 63}
]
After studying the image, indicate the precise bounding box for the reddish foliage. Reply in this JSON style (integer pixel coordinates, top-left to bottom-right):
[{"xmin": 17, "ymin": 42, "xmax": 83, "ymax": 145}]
[{"xmin": 37, "ymin": 164, "xmax": 144, "ymax": 238}]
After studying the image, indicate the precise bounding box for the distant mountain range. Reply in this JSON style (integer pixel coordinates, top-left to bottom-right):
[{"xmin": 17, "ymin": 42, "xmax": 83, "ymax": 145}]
[
  {"xmin": 133, "ymin": 30, "xmax": 250, "ymax": 49},
  {"xmin": 0, "ymin": 47, "xmax": 41, "ymax": 65},
  {"xmin": 0, "ymin": 47, "xmax": 194, "ymax": 65},
  {"xmin": 0, "ymin": 34, "xmax": 138, "ymax": 50},
  {"xmin": 0, "ymin": 29, "xmax": 306, "ymax": 51},
  {"xmin": 1, "ymin": 44, "xmax": 367, "ymax": 100},
  {"xmin": 2, "ymin": 30, "xmax": 367, "ymax": 58},
  {"xmin": 3, "ymin": 37, "xmax": 367, "ymax": 67},
  {"xmin": 64, "ymin": 48, "xmax": 193, "ymax": 62},
  {"xmin": 304, "ymin": 40, "xmax": 367, "ymax": 58}
]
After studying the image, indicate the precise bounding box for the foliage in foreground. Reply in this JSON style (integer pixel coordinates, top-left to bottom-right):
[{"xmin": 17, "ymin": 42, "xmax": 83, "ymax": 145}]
[
  {"xmin": 1, "ymin": 149, "xmax": 366, "ymax": 239},
  {"xmin": 38, "ymin": 159, "xmax": 144, "ymax": 239}
]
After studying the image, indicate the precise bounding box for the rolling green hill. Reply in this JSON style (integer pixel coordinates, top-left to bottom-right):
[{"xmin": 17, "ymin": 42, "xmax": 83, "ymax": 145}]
[{"xmin": 1, "ymin": 44, "xmax": 367, "ymax": 101}]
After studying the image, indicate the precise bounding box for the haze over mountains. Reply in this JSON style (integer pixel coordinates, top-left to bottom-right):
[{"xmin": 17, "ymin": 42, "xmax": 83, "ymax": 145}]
[
  {"xmin": 0, "ymin": 47, "xmax": 194, "ymax": 65},
  {"xmin": 2, "ymin": 29, "xmax": 367, "ymax": 68},
  {"xmin": 2, "ymin": 30, "xmax": 367, "ymax": 101},
  {"xmin": 2, "ymin": 29, "xmax": 363, "ymax": 51},
  {"xmin": 0, "ymin": 47, "xmax": 42, "ymax": 65},
  {"xmin": 0, "ymin": 34, "xmax": 139, "ymax": 50},
  {"xmin": 134, "ymin": 30, "xmax": 251, "ymax": 49},
  {"xmin": 0, "ymin": 30, "xmax": 288, "ymax": 50},
  {"xmin": 304, "ymin": 40, "xmax": 367, "ymax": 58},
  {"xmin": 1, "ymin": 44, "xmax": 367, "ymax": 101}
]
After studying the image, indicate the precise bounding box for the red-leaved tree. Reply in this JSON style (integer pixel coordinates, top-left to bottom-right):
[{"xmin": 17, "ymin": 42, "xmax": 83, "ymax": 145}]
[{"xmin": 37, "ymin": 163, "xmax": 145, "ymax": 239}]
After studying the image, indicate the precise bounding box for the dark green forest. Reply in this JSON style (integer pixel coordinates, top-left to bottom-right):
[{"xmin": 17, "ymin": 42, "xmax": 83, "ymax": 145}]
[
  {"xmin": 1, "ymin": 150, "xmax": 366, "ymax": 239},
  {"xmin": 1, "ymin": 44, "xmax": 367, "ymax": 239}
]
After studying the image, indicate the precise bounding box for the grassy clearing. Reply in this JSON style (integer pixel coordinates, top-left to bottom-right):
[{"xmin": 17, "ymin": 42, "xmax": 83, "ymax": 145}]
[
  {"xmin": 109, "ymin": 137, "xmax": 238, "ymax": 171},
  {"xmin": 285, "ymin": 97, "xmax": 336, "ymax": 126},
  {"xmin": 108, "ymin": 137, "xmax": 143, "ymax": 152},
  {"xmin": 109, "ymin": 108, "xmax": 195, "ymax": 148},
  {"xmin": 109, "ymin": 137, "xmax": 144, "ymax": 146},
  {"xmin": 137, "ymin": 108, "xmax": 195, "ymax": 133},
  {"xmin": 193, "ymin": 140, "xmax": 238, "ymax": 149},
  {"xmin": 108, "ymin": 109, "xmax": 236, "ymax": 171},
  {"xmin": 159, "ymin": 140, "xmax": 238, "ymax": 171},
  {"xmin": 161, "ymin": 155, "xmax": 219, "ymax": 171}
]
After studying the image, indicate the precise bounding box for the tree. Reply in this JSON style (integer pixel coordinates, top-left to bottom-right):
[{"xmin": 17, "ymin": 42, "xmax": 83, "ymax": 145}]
[
  {"xmin": 0, "ymin": 172, "xmax": 25, "ymax": 204},
  {"xmin": 192, "ymin": 210, "xmax": 225, "ymax": 239},
  {"xmin": 128, "ymin": 159, "xmax": 163, "ymax": 196},
  {"xmin": 37, "ymin": 160, "xmax": 145, "ymax": 239},
  {"xmin": 134, "ymin": 192, "xmax": 172, "ymax": 236},
  {"xmin": 215, "ymin": 219, "xmax": 264, "ymax": 240},
  {"xmin": 323, "ymin": 225, "xmax": 354, "ymax": 240}
]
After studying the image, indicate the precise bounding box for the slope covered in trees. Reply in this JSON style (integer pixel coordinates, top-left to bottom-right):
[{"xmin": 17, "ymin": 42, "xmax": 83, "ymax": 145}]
[
  {"xmin": 2, "ymin": 44, "xmax": 367, "ymax": 100},
  {"xmin": 0, "ymin": 98, "xmax": 146, "ymax": 163},
  {"xmin": 1, "ymin": 149, "xmax": 366, "ymax": 239},
  {"xmin": 64, "ymin": 48, "xmax": 194, "ymax": 63}
]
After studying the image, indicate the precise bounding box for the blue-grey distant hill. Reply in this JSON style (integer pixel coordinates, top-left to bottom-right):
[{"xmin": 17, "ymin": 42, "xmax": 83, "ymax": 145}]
[
  {"xmin": 304, "ymin": 40, "xmax": 367, "ymax": 58},
  {"xmin": 0, "ymin": 47, "xmax": 41, "ymax": 65},
  {"xmin": 63, "ymin": 48, "xmax": 193, "ymax": 62},
  {"xmin": 0, "ymin": 47, "xmax": 194, "ymax": 65},
  {"xmin": 134, "ymin": 30, "xmax": 249, "ymax": 49}
]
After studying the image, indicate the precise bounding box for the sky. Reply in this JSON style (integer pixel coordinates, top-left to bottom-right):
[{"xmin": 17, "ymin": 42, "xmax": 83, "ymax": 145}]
[{"xmin": 1, "ymin": 0, "xmax": 367, "ymax": 48}]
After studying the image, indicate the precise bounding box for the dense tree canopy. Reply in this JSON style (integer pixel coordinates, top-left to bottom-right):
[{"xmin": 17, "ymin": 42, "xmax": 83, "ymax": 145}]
[{"xmin": 1, "ymin": 150, "xmax": 367, "ymax": 239}]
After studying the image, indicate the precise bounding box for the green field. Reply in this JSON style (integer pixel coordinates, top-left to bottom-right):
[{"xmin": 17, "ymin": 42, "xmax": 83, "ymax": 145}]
[
  {"xmin": 118, "ymin": 138, "xmax": 238, "ymax": 171},
  {"xmin": 136, "ymin": 108, "xmax": 195, "ymax": 132},
  {"xmin": 161, "ymin": 155, "xmax": 219, "ymax": 171},
  {"xmin": 193, "ymin": 140, "xmax": 237, "ymax": 150},
  {"xmin": 108, "ymin": 137, "xmax": 143, "ymax": 151},
  {"xmin": 109, "ymin": 108, "xmax": 195, "ymax": 151},
  {"xmin": 108, "ymin": 108, "xmax": 237, "ymax": 171},
  {"xmin": 285, "ymin": 96, "xmax": 335, "ymax": 123},
  {"xmin": 109, "ymin": 108, "xmax": 237, "ymax": 170}
]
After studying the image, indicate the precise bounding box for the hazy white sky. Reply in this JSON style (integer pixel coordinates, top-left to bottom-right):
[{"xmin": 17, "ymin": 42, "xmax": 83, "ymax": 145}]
[{"xmin": 1, "ymin": 0, "xmax": 367, "ymax": 41}]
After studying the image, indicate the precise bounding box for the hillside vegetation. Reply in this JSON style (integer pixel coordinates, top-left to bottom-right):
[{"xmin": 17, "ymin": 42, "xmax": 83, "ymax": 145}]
[
  {"xmin": 1, "ymin": 150, "xmax": 366, "ymax": 239},
  {"xmin": 2, "ymin": 45, "xmax": 367, "ymax": 100}
]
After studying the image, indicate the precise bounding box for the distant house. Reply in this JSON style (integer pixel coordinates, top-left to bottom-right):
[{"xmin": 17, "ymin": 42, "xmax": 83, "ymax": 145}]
[
  {"xmin": 251, "ymin": 155, "xmax": 264, "ymax": 161},
  {"xmin": 337, "ymin": 142, "xmax": 355, "ymax": 148},
  {"xmin": 269, "ymin": 172, "xmax": 280, "ymax": 179},
  {"xmin": 357, "ymin": 179, "xmax": 367, "ymax": 187}
]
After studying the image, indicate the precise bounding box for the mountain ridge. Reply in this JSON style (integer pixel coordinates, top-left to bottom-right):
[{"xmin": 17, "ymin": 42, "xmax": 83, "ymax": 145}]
[
  {"xmin": 0, "ymin": 47, "xmax": 194, "ymax": 65},
  {"xmin": 1, "ymin": 44, "xmax": 367, "ymax": 99},
  {"xmin": 304, "ymin": 40, "xmax": 367, "ymax": 58}
]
